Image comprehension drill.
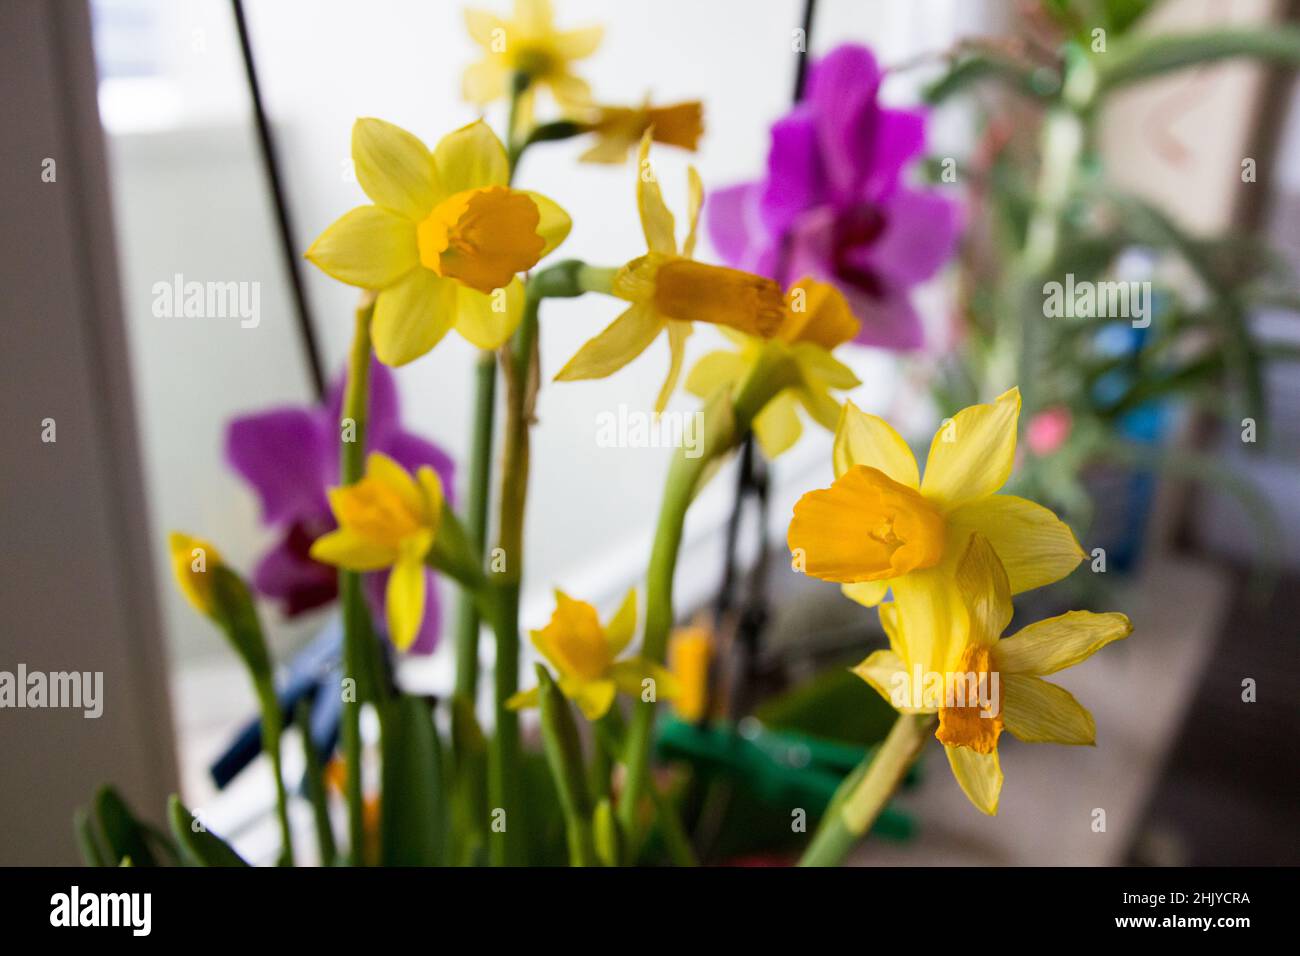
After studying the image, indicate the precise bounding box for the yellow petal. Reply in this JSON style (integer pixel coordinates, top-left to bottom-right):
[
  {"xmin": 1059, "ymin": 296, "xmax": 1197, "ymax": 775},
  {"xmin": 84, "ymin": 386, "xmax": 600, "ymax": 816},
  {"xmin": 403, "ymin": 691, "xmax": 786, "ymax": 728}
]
[
  {"xmin": 877, "ymin": 601, "xmax": 903, "ymax": 654},
  {"xmin": 385, "ymin": 552, "xmax": 427, "ymax": 652},
  {"xmin": 753, "ymin": 390, "xmax": 802, "ymax": 458},
  {"xmin": 609, "ymin": 659, "xmax": 680, "ymax": 701},
  {"xmin": 352, "ymin": 118, "xmax": 439, "ymax": 220},
  {"xmin": 372, "ymin": 269, "xmax": 457, "ymax": 366},
  {"xmin": 647, "ymin": 259, "xmax": 785, "ymax": 338},
  {"xmin": 681, "ymin": 166, "xmax": 703, "ymax": 258},
  {"xmin": 168, "ymin": 532, "xmax": 224, "ymax": 615},
  {"xmin": 1001, "ymin": 674, "xmax": 1096, "ymax": 745},
  {"xmin": 416, "ymin": 466, "xmax": 445, "ymax": 530},
  {"xmin": 787, "ymin": 466, "xmax": 946, "ymax": 584},
  {"xmin": 850, "ymin": 649, "xmax": 909, "ymax": 710},
  {"xmin": 453, "ymin": 277, "xmax": 525, "ymax": 350},
  {"xmin": 364, "ymin": 451, "xmax": 426, "ymax": 521},
  {"xmin": 890, "ymin": 567, "xmax": 967, "ymax": 679},
  {"xmin": 833, "ymin": 400, "xmax": 920, "ymax": 486},
  {"xmin": 604, "ymin": 588, "xmax": 638, "ymax": 655},
  {"xmin": 534, "ymin": 591, "xmax": 611, "ymax": 681},
  {"xmin": 842, "ymin": 579, "xmax": 889, "ymax": 608},
  {"xmin": 555, "ymin": 303, "xmax": 663, "ymax": 381},
  {"xmin": 654, "ymin": 320, "xmax": 692, "ymax": 414},
  {"xmin": 783, "ymin": 279, "xmax": 860, "ymax": 348},
  {"xmin": 794, "ymin": 380, "xmax": 843, "ymax": 434},
  {"xmin": 462, "ymin": 58, "xmax": 508, "ymax": 105},
  {"xmin": 946, "ymin": 495, "xmax": 1085, "ymax": 595},
  {"xmin": 920, "ymin": 387, "xmax": 1021, "ymax": 510},
  {"xmin": 685, "ymin": 349, "xmax": 747, "ymax": 399},
  {"xmin": 995, "ymin": 611, "xmax": 1131, "ymax": 676},
  {"xmin": 505, "ymin": 686, "xmax": 540, "ymax": 710},
  {"xmin": 560, "ymin": 676, "xmax": 617, "ymax": 720},
  {"xmin": 944, "ymin": 744, "xmax": 1002, "ymax": 815},
  {"xmin": 433, "ymin": 120, "xmax": 509, "ymax": 195},
  {"xmin": 309, "ymin": 527, "xmax": 395, "ymax": 571},
  {"xmin": 305, "ymin": 206, "xmax": 417, "ymax": 289},
  {"xmin": 793, "ymin": 342, "xmax": 860, "ymax": 391},
  {"xmin": 635, "ymin": 132, "xmax": 676, "ymax": 255},
  {"xmin": 550, "ymin": 24, "xmax": 603, "ymax": 60},
  {"xmin": 522, "ymin": 191, "xmax": 572, "ymax": 257},
  {"xmin": 953, "ymin": 533, "xmax": 1012, "ymax": 647},
  {"xmin": 515, "ymin": 0, "xmax": 556, "ymax": 34},
  {"xmin": 463, "ymin": 8, "xmax": 505, "ymax": 48}
]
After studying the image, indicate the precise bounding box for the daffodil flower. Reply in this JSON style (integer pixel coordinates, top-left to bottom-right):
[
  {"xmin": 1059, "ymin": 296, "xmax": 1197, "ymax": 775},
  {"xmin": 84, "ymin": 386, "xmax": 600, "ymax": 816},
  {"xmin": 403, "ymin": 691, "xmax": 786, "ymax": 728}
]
[
  {"xmin": 306, "ymin": 118, "xmax": 571, "ymax": 364},
  {"xmin": 686, "ymin": 277, "xmax": 861, "ymax": 458},
  {"xmin": 854, "ymin": 534, "xmax": 1132, "ymax": 814},
  {"xmin": 556, "ymin": 133, "xmax": 785, "ymax": 412},
  {"xmin": 579, "ymin": 99, "xmax": 704, "ymax": 164},
  {"xmin": 508, "ymin": 590, "xmax": 678, "ymax": 720},
  {"xmin": 309, "ymin": 452, "xmax": 444, "ymax": 652},
  {"xmin": 788, "ymin": 387, "xmax": 1087, "ymax": 670},
  {"xmin": 668, "ymin": 624, "xmax": 713, "ymax": 723},
  {"xmin": 168, "ymin": 532, "xmax": 225, "ymax": 616},
  {"xmin": 463, "ymin": 0, "xmax": 602, "ymax": 119}
]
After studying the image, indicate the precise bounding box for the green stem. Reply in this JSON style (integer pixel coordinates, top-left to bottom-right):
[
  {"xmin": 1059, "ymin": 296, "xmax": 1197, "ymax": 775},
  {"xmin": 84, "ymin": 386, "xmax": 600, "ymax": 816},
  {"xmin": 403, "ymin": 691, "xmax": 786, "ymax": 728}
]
[
  {"xmin": 254, "ymin": 676, "xmax": 294, "ymax": 866},
  {"xmin": 338, "ymin": 297, "xmax": 381, "ymax": 864},
  {"xmin": 296, "ymin": 699, "xmax": 337, "ymax": 865},
  {"xmin": 453, "ymin": 351, "xmax": 497, "ymax": 703},
  {"xmin": 798, "ymin": 713, "xmax": 935, "ymax": 867},
  {"xmin": 536, "ymin": 666, "xmax": 596, "ymax": 867},
  {"xmin": 487, "ymin": 286, "xmax": 540, "ymax": 865},
  {"xmin": 618, "ymin": 349, "xmax": 799, "ymax": 843}
]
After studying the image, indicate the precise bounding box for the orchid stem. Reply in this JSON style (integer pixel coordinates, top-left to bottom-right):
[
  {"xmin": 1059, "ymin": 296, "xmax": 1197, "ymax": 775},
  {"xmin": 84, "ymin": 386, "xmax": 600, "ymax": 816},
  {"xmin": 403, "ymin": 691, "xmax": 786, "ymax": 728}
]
[
  {"xmin": 339, "ymin": 296, "xmax": 380, "ymax": 865},
  {"xmin": 487, "ymin": 284, "xmax": 540, "ymax": 865},
  {"xmin": 798, "ymin": 713, "xmax": 935, "ymax": 867}
]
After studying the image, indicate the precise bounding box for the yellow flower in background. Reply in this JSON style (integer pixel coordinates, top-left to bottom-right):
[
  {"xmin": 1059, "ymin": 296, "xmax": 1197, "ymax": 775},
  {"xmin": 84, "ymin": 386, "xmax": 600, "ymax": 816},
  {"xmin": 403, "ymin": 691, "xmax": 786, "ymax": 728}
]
[
  {"xmin": 556, "ymin": 133, "xmax": 785, "ymax": 413},
  {"xmin": 788, "ymin": 387, "xmax": 1086, "ymax": 679},
  {"xmin": 668, "ymin": 624, "xmax": 714, "ymax": 722},
  {"xmin": 168, "ymin": 532, "xmax": 225, "ymax": 615},
  {"xmin": 463, "ymin": 0, "xmax": 602, "ymax": 119},
  {"xmin": 508, "ymin": 590, "xmax": 678, "ymax": 720},
  {"xmin": 853, "ymin": 534, "xmax": 1132, "ymax": 814},
  {"xmin": 580, "ymin": 99, "xmax": 704, "ymax": 164},
  {"xmin": 686, "ymin": 278, "xmax": 861, "ymax": 458},
  {"xmin": 310, "ymin": 452, "xmax": 444, "ymax": 652},
  {"xmin": 307, "ymin": 118, "xmax": 571, "ymax": 364}
]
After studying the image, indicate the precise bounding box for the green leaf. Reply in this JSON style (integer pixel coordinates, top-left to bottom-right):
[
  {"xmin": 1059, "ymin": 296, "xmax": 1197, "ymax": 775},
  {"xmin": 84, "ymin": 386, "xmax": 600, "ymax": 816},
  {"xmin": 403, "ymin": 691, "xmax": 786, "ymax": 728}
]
[
  {"xmin": 73, "ymin": 807, "xmax": 109, "ymax": 867},
  {"xmin": 449, "ymin": 694, "xmax": 489, "ymax": 866},
  {"xmin": 536, "ymin": 665, "xmax": 596, "ymax": 866},
  {"xmin": 297, "ymin": 699, "xmax": 337, "ymax": 865},
  {"xmin": 377, "ymin": 695, "xmax": 446, "ymax": 866},
  {"xmin": 94, "ymin": 786, "xmax": 158, "ymax": 867},
  {"xmin": 167, "ymin": 795, "xmax": 250, "ymax": 867},
  {"xmin": 1097, "ymin": 27, "xmax": 1300, "ymax": 95}
]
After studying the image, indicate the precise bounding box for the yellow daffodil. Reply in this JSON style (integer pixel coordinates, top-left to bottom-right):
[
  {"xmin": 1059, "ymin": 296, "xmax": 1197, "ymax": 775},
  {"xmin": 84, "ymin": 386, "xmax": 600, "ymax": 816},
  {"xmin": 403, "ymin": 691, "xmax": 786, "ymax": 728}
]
[
  {"xmin": 309, "ymin": 452, "xmax": 444, "ymax": 652},
  {"xmin": 556, "ymin": 132, "xmax": 785, "ymax": 412},
  {"xmin": 463, "ymin": 0, "xmax": 602, "ymax": 119},
  {"xmin": 788, "ymin": 387, "xmax": 1087, "ymax": 675},
  {"xmin": 668, "ymin": 624, "xmax": 714, "ymax": 722},
  {"xmin": 306, "ymin": 118, "xmax": 571, "ymax": 364},
  {"xmin": 686, "ymin": 277, "xmax": 861, "ymax": 458},
  {"xmin": 508, "ymin": 590, "xmax": 678, "ymax": 720},
  {"xmin": 168, "ymin": 531, "xmax": 225, "ymax": 615},
  {"xmin": 579, "ymin": 99, "xmax": 704, "ymax": 164},
  {"xmin": 853, "ymin": 534, "xmax": 1132, "ymax": 814}
]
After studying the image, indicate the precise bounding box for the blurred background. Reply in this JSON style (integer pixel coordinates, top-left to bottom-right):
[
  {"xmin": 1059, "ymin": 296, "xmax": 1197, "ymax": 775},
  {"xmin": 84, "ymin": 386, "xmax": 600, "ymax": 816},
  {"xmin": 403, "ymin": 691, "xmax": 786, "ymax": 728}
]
[{"xmin": 1, "ymin": 0, "xmax": 1296, "ymax": 865}]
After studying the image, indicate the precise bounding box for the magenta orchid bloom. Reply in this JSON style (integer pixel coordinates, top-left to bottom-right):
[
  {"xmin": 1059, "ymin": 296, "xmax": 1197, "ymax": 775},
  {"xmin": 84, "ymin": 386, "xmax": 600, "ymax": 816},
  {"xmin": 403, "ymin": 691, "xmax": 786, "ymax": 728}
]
[
  {"xmin": 225, "ymin": 359, "xmax": 455, "ymax": 655},
  {"xmin": 708, "ymin": 44, "xmax": 960, "ymax": 350}
]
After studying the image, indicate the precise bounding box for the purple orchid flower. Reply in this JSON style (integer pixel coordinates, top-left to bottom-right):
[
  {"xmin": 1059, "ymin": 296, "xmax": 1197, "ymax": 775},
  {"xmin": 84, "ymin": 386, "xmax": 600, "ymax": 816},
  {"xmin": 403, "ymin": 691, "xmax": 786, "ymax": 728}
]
[
  {"xmin": 709, "ymin": 43, "xmax": 960, "ymax": 350},
  {"xmin": 225, "ymin": 359, "xmax": 455, "ymax": 655}
]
